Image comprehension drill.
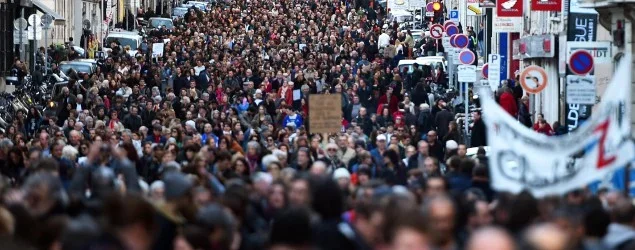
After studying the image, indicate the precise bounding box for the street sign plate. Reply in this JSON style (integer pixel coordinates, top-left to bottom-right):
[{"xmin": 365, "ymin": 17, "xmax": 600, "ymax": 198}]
[
  {"xmin": 446, "ymin": 25, "xmax": 459, "ymax": 36},
  {"xmin": 426, "ymin": 11, "xmax": 434, "ymax": 17},
  {"xmin": 13, "ymin": 18, "xmax": 27, "ymax": 30},
  {"xmin": 430, "ymin": 24, "xmax": 444, "ymax": 39},
  {"xmin": 452, "ymin": 48, "xmax": 461, "ymax": 64},
  {"xmin": 488, "ymin": 54, "xmax": 501, "ymax": 90},
  {"xmin": 566, "ymin": 75, "xmax": 596, "ymax": 105},
  {"xmin": 13, "ymin": 30, "xmax": 28, "ymax": 44},
  {"xmin": 28, "ymin": 14, "xmax": 40, "ymax": 26},
  {"xmin": 481, "ymin": 63, "xmax": 489, "ymax": 79},
  {"xmin": 459, "ymin": 50, "xmax": 476, "ymax": 65},
  {"xmin": 450, "ymin": 10, "xmax": 459, "ymax": 21},
  {"xmin": 458, "ymin": 65, "xmax": 477, "ymax": 82},
  {"xmin": 454, "ymin": 34, "xmax": 469, "ymax": 48},
  {"xmin": 442, "ymin": 37, "xmax": 451, "ymax": 49},
  {"xmin": 41, "ymin": 14, "xmax": 54, "ymax": 27},
  {"xmin": 519, "ymin": 65, "xmax": 549, "ymax": 94},
  {"xmin": 568, "ymin": 50, "xmax": 594, "ymax": 75}
]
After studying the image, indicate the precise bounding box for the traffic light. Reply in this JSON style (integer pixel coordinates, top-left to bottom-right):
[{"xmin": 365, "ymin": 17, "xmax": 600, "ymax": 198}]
[{"xmin": 433, "ymin": 2, "xmax": 443, "ymax": 23}]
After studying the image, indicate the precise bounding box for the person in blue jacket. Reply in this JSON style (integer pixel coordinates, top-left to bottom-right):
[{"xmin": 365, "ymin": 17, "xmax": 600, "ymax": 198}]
[{"xmin": 282, "ymin": 106, "xmax": 304, "ymax": 128}]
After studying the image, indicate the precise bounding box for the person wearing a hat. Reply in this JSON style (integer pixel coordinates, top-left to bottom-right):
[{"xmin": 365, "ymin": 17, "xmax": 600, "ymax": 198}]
[
  {"xmin": 254, "ymin": 89, "xmax": 264, "ymax": 105},
  {"xmin": 319, "ymin": 143, "xmax": 345, "ymax": 171},
  {"xmin": 333, "ymin": 168, "xmax": 352, "ymax": 193},
  {"xmin": 370, "ymin": 134, "xmax": 388, "ymax": 168}
]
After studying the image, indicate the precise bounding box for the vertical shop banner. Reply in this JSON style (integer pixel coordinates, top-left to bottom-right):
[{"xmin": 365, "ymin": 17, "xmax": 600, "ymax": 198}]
[
  {"xmin": 493, "ymin": 0, "xmax": 523, "ymax": 32},
  {"xmin": 531, "ymin": 0, "xmax": 562, "ymax": 12},
  {"xmin": 567, "ymin": 13, "xmax": 598, "ymax": 42}
]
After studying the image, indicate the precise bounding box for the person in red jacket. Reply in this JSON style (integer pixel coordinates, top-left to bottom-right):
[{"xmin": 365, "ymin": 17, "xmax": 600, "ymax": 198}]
[
  {"xmin": 499, "ymin": 87, "xmax": 518, "ymax": 117},
  {"xmin": 278, "ymin": 80, "xmax": 294, "ymax": 103},
  {"xmin": 532, "ymin": 113, "xmax": 553, "ymax": 133},
  {"xmin": 377, "ymin": 86, "xmax": 399, "ymax": 114},
  {"xmin": 535, "ymin": 119, "xmax": 554, "ymax": 136}
]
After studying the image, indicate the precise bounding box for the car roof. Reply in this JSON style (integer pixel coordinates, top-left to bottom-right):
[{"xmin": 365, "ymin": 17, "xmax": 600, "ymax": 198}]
[
  {"xmin": 107, "ymin": 32, "xmax": 142, "ymax": 39},
  {"xmin": 149, "ymin": 17, "xmax": 172, "ymax": 21},
  {"xmin": 417, "ymin": 56, "xmax": 445, "ymax": 60},
  {"xmin": 397, "ymin": 59, "xmax": 417, "ymax": 66},
  {"xmin": 74, "ymin": 59, "xmax": 97, "ymax": 64},
  {"xmin": 60, "ymin": 61, "xmax": 92, "ymax": 65}
]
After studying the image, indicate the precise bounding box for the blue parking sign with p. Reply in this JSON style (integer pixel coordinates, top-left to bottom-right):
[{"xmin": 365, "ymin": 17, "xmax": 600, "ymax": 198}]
[{"xmin": 450, "ymin": 10, "xmax": 459, "ymax": 21}]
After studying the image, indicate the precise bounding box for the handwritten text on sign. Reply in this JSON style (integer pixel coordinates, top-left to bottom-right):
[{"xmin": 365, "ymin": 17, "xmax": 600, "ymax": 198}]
[{"xmin": 308, "ymin": 94, "xmax": 342, "ymax": 134}]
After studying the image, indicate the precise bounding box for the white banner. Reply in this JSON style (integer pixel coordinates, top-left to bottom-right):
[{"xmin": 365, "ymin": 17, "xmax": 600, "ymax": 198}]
[
  {"xmin": 152, "ymin": 43, "xmax": 164, "ymax": 58},
  {"xmin": 479, "ymin": 54, "xmax": 634, "ymax": 197}
]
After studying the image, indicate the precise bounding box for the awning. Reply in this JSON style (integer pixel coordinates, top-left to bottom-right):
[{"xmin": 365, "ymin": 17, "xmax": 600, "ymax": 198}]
[{"xmin": 32, "ymin": 0, "xmax": 65, "ymax": 25}]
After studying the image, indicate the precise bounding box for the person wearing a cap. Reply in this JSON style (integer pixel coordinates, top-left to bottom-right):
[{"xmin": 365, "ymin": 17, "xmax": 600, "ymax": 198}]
[{"xmin": 370, "ymin": 134, "xmax": 388, "ymax": 168}]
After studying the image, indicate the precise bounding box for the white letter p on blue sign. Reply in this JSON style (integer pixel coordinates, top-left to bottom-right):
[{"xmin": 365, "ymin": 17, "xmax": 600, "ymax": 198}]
[{"xmin": 450, "ymin": 10, "xmax": 459, "ymax": 21}]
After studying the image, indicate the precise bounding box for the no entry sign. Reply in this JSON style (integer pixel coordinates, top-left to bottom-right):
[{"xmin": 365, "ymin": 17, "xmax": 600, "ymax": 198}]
[
  {"xmin": 454, "ymin": 34, "xmax": 469, "ymax": 48},
  {"xmin": 449, "ymin": 34, "xmax": 457, "ymax": 47},
  {"xmin": 459, "ymin": 50, "xmax": 476, "ymax": 65},
  {"xmin": 520, "ymin": 65, "xmax": 549, "ymax": 94},
  {"xmin": 569, "ymin": 50, "xmax": 594, "ymax": 75},
  {"xmin": 444, "ymin": 21, "xmax": 456, "ymax": 30},
  {"xmin": 430, "ymin": 24, "xmax": 444, "ymax": 39},
  {"xmin": 445, "ymin": 25, "xmax": 459, "ymax": 36},
  {"xmin": 481, "ymin": 63, "xmax": 489, "ymax": 79}
]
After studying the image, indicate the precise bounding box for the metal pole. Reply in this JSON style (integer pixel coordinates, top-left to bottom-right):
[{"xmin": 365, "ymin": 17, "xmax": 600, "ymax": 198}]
[
  {"xmin": 33, "ymin": 16, "xmax": 37, "ymax": 72},
  {"xmin": 101, "ymin": 0, "xmax": 104, "ymax": 43},
  {"xmin": 449, "ymin": 52, "xmax": 454, "ymax": 90},
  {"xmin": 483, "ymin": 15, "xmax": 488, "ymax": 61},
  {"xmin": 20, "ymin": 9, "xmax": 25, "ymax": 61},
  {"xmin": 464, "ymin": 81, "xmax": 469, "ymax": 145},
  {"xmin": 44, "ymin": 28, "xmax": 48, "ymax": 72},
  {"xmin": 625, "ymin": 163, "xmax": 631, "ymax": 196}
]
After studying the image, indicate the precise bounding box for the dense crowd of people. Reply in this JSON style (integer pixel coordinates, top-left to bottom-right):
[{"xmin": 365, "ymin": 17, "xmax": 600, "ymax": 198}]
[{"xmin": 0, "ymin": 0, "xmax": 633, "ymax": 249}]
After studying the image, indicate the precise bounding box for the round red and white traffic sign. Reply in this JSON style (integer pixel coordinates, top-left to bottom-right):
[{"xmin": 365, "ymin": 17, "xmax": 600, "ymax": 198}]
[{"xmin": 429, "ymin": 24, "xmax": 444, "ymax": 39}]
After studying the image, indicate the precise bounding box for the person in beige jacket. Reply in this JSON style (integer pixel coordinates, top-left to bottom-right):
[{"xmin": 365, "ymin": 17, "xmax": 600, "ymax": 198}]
[
  {"xmin": 404, "ymin": 30, "xmax": 415, "ymax": 58},
  {"xmin": 336, "ymin": 135, "xmax": 357, "ymax": 166}
]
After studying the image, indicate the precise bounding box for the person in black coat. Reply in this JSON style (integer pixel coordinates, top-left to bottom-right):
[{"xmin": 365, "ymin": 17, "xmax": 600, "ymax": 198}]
[
  {"xmin": 417, "ymin": 104, "xmax": 433, "ymax": 135},
  {"xmin": 435, "ymin": 105, "xmax": 455, "ymax": 140},
  {"xmin": 411, "ymin": 82, "xmax": 429, "ymax": 107},
  {"xmin": 471, "ymin": 111, "xmax": 487, "ymax": 147},
  {"xmin": 379, "ymin": 149, "xmax": 408, "ymax": 186},
  {"xmin": 311, "ymin": 177, "xmax": 361, "ymax": 250}
]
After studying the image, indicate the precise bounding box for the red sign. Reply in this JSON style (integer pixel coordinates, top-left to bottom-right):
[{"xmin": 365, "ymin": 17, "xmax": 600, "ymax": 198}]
[
  {"xmin": 531, "ymin": 0, "xmax": 561, "ymax": 12},
  {"xmin": 497, "ymin": 0, "xmax": 523, "ymax": 17}
]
